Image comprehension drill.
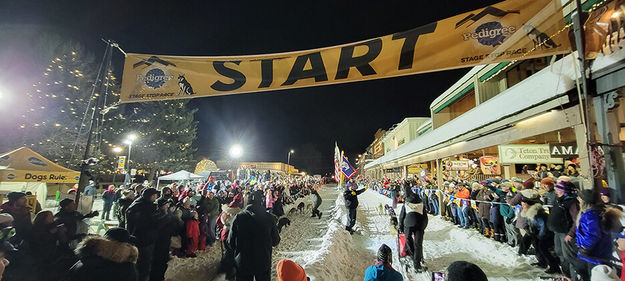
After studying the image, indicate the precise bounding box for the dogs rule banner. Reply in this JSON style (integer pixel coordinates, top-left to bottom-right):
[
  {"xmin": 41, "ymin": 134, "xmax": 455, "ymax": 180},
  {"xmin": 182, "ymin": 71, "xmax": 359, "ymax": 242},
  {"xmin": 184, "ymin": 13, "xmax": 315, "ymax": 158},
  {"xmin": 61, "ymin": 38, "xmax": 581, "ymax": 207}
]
[{"xmin": 120, "ymin": 0, "xmax": 570, "ymax": 103}]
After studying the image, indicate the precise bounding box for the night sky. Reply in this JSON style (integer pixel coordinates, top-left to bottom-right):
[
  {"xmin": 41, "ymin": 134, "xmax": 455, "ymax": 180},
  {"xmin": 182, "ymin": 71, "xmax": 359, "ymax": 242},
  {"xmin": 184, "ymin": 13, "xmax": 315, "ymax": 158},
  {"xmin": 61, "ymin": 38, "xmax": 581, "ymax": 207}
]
[{"xmin": 0, "ymin": 0, "xmax": 500, "ymax": 174}]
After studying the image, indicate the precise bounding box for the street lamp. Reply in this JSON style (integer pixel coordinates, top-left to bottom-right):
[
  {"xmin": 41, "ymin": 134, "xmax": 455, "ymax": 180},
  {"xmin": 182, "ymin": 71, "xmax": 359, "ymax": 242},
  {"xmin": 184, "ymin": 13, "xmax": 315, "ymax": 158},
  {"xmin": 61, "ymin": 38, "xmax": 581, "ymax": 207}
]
[
  {"xmin": 123, "ymin": 134, "xmax": 137, "ymax": 186},
  {"xmin": 287, "ymin": 149, "xmax": 294, "ymax": 173},
  {"xmin": 230, "ymin": 144, "xmax": 243, "ymax": 159}
]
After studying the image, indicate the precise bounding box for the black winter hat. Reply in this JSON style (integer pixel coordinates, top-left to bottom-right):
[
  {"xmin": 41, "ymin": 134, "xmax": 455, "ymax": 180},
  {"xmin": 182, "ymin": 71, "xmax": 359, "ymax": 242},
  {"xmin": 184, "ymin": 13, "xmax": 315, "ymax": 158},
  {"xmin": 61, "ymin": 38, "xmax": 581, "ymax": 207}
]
[
  {"xmin": 7, "ymin": 192, "xmax": 26, "ymax": 202},
  {"xmin": 156, "ymin": 197, "xmax": 170, "ymax": 207},
  {"xmin": 377, "ymin": 244, "xmax": 392, "ymax": 263},
  {"xmin": 248, "ymin": 190, "xmax": 264, "ymax": 206},
  {"xmin": 104, "ymin": 227, "xmax": 136, "ymax": 244},
  {"xmin": 579, "ymin": 189, "xmax": 600, "ymax": 205},
  {"xmin": 59, "ymin": 198, "xmax": 74, "ymax": 209},
  {"xmin": 141, "ymin": 188, "xmax": 159, "ymax": 199},
  {"xmin": 447, "ymin": 261, "xmax": 488, "ymax": 281}
]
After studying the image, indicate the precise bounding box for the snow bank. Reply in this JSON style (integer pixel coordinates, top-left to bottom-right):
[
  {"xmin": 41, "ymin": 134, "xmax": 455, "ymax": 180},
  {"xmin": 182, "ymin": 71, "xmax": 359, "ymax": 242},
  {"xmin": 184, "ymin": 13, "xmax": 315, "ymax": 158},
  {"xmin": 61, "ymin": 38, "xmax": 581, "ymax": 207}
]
[
  {"xmin": 165, "ymin": 244, "xmax": 222, "ymax": 281},
  {"xmin": 360, "ymin": 189, "xmax": 557, "ymax": 281}
]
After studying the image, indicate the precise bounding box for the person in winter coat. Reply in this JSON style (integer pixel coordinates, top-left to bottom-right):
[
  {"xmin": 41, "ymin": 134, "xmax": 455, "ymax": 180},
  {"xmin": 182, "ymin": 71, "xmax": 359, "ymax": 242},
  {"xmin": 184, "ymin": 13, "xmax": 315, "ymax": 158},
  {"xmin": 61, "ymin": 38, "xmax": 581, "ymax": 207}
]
[
  {"xmin": 546, "ymin": 180, "xmax": 579, "ymax": 279},
  {"xmin": 310, "ymin": 188, "xmax": 322, "ymax": 219},
  {"xmin": 540, "ymin": 178, "xmax": 557, "ymax": 206},
  {"xmin": 390, "ymin": 182, "xmax": 400, "ymax": 210},
  {"xmin": 29, "ymin": 210, "xmax": 75, "ymax": 281},
  {"xmin": 218, "ymin": 193, "xmax": 244, "ymax": 280},
  {"xmin": 364, "ymin": 244, "xmax": 403, "ymax": 281},
  {"xmin": 83, "ymin": 180, "xmax": 98, "ymax": 196},
  {"xmin": 68, "ymin": 227, "xmax": 138, "ymax": 281},
  {"xmin": 197, "ymin": 190, "xmax": 221, "ymax": 246},
  {"xmin": 150, "ymin": 197, "xmax": 175, "ymax": 281},
  {"xmin": 575, "ymin": 188, "xmax": 614, "ymax": 281},
  {"xmin": 125, "ymin": 188, "xmax": 160, "ymax": 281},
  {"xmin": 265, "ymin": 189, "xmax": 278, "ymax": 210},
  {"xmin": 55, "ymin": 199, "xmax": 98, "ymax": 249},
  {"xmin": 101, "ymin": 185, "xmax": 116, "ymax": 220},
  {"xmin": 476, "ymin": 182, "xmax": 493, "ymax": 237},
  {"xmin": 398, "ymin": 185, "xmax": 428, "ymax": 271},
  {"xmin": 521, "ymin": 191, "xmax": 560, "ymax": 274},
  {"xmin": 0, "ymin": 192, "xmax": 32, "ymax": 242},
  {"xmin": 344, "ymin": 179, "xmax": 367, "ymax": 233},
  {"xmin": 276, "ymin": 259, "xmax": 309, "ymax": 281},
  {"xmin": 186, "ymin": 211, "xmax": 201, "ymax": 257},
  {"xmin": 454, "ymin": 183, "xmax": 471, "ymax": 228},
  {"xmin": 506, "ymin": 178, "xmax": 535, "ymax": 255},
  {"xmin": 228, "ymin": 190, "xmax": 280, "ymax": 281},
  {"xmin": 115, "ymin": 190, "xmax": 135, "ymax": 229}
]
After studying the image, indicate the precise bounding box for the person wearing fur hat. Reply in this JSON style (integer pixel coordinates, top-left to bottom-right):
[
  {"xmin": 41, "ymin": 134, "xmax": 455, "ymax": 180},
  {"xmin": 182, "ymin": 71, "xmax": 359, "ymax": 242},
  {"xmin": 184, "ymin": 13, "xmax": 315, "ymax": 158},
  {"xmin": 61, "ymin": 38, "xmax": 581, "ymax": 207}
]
[
  {"xmin": 277, "ymin": 259, "xmax": 310, "ymax": 281},
  {"xmin": 126, "ymin": 188, "xmax": 160, "ymax": 281},
  {"xmin": 364, "ymin": 244, "xmax": 403, "ymax": 281},
  {"xmin": 521, "ymin": 190, "xmax": 561, "ymax": 274},
  {"xmin": 68, "ymin": 227, "xmax": 138, "ymax": 281},
  {"xmin": 575, "ymin": 188, "xmax": 615, "ymax": 281},
  {"xmin": 0, "ymin": 192, "xmax": 31, "ymax": 241},
  {"xmin": 398, "ymin": 185, "xmax": 428, "ymax": 271},
  {"xmin": 228, "ymin": 190, "xmax": 280, "ymax": 281}
]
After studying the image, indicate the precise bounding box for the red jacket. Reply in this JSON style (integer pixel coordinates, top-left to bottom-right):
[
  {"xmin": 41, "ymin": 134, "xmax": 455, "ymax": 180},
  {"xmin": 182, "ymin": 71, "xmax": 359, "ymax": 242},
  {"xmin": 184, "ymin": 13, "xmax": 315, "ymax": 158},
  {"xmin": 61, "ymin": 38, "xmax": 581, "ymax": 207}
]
[{"xmin": 186, "ymin": 219, "xmax": 200, "ymax": 239}]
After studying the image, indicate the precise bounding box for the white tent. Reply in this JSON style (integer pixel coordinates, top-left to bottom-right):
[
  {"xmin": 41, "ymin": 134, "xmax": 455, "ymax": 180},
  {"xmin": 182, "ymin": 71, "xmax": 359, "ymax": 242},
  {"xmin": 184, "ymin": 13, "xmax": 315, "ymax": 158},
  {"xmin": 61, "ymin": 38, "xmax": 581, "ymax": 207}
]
[{"xmin": 156, "ymin": 170, "xmax": 204, "ymax": 189}]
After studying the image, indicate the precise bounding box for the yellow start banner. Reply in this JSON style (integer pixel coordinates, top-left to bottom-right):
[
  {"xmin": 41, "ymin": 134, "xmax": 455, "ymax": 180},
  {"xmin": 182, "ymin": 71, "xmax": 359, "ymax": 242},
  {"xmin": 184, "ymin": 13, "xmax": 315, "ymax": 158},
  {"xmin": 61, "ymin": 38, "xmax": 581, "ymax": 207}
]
[{"xmin": 120, "ymin": 0, "xmax": 571, "ymax": 103}]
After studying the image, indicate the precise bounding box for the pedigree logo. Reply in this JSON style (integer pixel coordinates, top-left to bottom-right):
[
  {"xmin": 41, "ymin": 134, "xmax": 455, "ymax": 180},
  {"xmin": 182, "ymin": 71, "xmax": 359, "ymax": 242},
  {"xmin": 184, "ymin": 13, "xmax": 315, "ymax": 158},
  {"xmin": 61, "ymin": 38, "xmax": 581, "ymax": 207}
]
[
  {"xmin": 463, "ymin": 22, "xmax": 516, "ymax": 46},
  {"xmin": 455, "ymin": 6, "xmax": 520, "ymax": 47}
]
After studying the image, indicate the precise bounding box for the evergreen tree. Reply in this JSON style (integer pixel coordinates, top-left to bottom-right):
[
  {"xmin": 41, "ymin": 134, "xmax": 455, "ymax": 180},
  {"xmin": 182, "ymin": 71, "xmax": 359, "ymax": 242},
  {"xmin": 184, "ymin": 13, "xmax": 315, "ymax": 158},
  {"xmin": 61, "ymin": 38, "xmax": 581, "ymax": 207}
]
[
  {"xmin": 99, "ymin": 101, "xmax": 198, "ymax": 175},
  {"xmin": 18, "ymin": 41, "xmax": 99, "ymax": 168},
  {"xmin": 9, "ymin": 33, "xmax": 198, "ymax": 177}
]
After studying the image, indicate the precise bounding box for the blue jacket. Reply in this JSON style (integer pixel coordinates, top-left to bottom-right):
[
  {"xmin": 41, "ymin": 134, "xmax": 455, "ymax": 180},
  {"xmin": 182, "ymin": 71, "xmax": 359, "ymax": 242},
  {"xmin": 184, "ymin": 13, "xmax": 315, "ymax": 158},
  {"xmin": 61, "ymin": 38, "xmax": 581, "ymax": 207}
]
[
  {"xmin": 577, "ymin": 208, "xmax": 613, "ymax": 264},
  {"xmin": 364, "ymin": 263, "xmax": 403, "ymax": 281}
]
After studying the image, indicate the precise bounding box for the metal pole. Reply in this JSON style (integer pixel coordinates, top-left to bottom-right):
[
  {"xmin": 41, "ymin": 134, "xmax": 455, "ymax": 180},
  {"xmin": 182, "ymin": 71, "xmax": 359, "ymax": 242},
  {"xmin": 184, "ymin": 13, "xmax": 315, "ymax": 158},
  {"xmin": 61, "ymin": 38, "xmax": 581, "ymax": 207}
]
[
  {"xmin": 127, "ymin": 143, "xmax": 132, "ymax": 174},
  {"xmin": 75, "ymin": 41, "xmax": 113, "ymax": 206},
  {"xmin": 572, "ymin": 0, "xmax": 596, "ymax": 190},
  {"xmin": 287, "ymin": 152, "xmax": 291, "ymax": 166}
]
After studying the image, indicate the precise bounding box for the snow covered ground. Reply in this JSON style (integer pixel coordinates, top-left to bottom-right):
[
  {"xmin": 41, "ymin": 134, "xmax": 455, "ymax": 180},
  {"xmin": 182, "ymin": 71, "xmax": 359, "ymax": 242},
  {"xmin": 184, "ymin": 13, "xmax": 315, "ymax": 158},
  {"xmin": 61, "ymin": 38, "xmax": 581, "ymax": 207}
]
[{"xmin": 163, "ymin": 185, "xmax": 553, "ymax": 281}]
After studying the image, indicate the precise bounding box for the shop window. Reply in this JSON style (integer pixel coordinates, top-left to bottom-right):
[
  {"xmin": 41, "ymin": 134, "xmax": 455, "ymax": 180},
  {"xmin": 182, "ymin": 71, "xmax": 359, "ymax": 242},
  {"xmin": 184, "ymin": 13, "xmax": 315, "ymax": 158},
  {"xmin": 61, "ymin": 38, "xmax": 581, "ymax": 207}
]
[
  {"xmin": 433, "ymin": 89, "xmax": 476, "ymax": 128},
  {"xmin": 506, "ymin": 58, "xmax": 549, "ymax": 88}
]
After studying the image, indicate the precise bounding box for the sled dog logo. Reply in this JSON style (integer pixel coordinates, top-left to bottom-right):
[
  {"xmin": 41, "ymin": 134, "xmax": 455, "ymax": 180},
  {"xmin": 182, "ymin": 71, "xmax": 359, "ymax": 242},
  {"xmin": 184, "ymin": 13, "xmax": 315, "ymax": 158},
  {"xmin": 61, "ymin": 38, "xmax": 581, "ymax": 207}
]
[
  {"xmin": 455, "ymin": 6, "xmax": 520, "ymax": 29},
  {"xmin": 178, "ymin": 75, "xmax": 194, "ymax": 95},
  {"xmin": 522, "ymin": 24, "xmax": 560, "ymax": 49}
]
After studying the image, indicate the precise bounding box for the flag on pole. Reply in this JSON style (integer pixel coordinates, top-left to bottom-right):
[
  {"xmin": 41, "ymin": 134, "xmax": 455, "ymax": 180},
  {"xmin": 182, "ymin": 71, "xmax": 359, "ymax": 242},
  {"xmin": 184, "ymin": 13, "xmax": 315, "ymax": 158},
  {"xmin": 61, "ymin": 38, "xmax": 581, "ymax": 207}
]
[
  {"xmin": 334, "ymin": 143, "xmax": 342, "ymax": 182},
  {"xmin": 340, "ymin": 153, "xmax": 357, "ymax": 179}
]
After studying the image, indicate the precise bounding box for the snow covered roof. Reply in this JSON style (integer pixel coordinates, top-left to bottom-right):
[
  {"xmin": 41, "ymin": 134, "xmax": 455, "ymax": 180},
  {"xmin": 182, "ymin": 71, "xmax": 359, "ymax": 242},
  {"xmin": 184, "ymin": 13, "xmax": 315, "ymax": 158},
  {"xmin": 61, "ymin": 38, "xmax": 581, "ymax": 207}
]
[{"xmin": 366, "ymin": 54, "xmax": 578, "ymax": 169}]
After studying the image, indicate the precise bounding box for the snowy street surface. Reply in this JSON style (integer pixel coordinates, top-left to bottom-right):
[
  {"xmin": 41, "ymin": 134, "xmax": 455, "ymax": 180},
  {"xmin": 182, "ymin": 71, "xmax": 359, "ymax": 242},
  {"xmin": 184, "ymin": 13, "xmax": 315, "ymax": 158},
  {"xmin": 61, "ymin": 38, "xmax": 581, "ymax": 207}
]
[{"xmin": 164, "ymin": 185, "xmax": 550, "ymax": 281}]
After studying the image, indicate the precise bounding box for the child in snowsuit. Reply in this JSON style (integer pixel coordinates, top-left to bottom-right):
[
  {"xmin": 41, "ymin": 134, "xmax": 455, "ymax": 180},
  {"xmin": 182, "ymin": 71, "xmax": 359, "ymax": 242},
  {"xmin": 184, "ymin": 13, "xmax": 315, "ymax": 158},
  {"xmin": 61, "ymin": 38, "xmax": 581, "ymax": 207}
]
[{"xmin": 186, "ymin": 211, "xmax": 202, "ymax": 257}]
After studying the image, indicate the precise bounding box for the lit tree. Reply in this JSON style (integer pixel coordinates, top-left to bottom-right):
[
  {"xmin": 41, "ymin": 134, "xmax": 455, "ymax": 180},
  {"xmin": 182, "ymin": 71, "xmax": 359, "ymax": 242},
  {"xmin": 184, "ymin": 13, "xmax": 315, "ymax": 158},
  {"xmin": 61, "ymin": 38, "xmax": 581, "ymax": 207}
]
[
  {"xmin": 98, "ymin": 101, "xmax": 198, "ymax": 175},
  {"xmin": 18, "ymin": 41, "xmax": 99, "ymax": 168}
]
